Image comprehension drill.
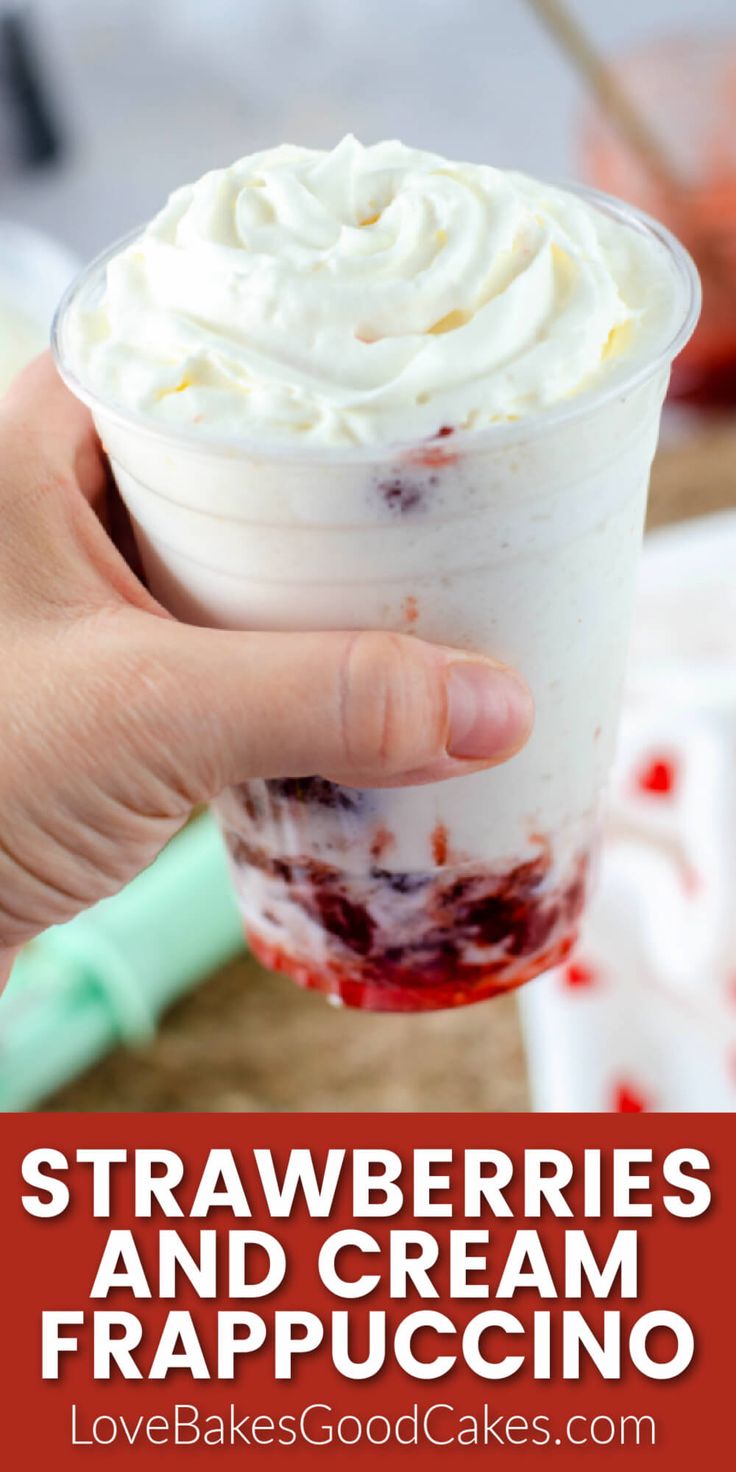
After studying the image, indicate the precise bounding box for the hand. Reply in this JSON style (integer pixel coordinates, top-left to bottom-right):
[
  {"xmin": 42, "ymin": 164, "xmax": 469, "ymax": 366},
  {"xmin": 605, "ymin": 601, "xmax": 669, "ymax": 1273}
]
[{"xmin": 0, "ymin": 356, "xmax": 533, "ymax": 984}]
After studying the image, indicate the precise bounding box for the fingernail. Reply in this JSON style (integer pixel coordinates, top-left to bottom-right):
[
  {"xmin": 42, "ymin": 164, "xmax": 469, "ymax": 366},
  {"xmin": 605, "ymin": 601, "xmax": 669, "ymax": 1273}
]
[{"xmin": 446, "ymin": 661, "xmax": 533, "ymax": 760}]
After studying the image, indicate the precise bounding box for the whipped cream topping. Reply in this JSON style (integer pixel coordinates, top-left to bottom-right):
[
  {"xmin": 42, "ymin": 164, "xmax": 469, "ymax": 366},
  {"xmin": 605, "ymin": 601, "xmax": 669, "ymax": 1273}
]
[{"xmin": 67, "ymin": 135, "xmax": 685, "ymax": 446}]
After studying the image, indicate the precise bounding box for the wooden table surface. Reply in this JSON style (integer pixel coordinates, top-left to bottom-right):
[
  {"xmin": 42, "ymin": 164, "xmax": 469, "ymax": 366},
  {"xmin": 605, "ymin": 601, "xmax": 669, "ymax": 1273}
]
[{"xmin": 46, "ymin": 416, "xmax": 736, "ymax": 1112}]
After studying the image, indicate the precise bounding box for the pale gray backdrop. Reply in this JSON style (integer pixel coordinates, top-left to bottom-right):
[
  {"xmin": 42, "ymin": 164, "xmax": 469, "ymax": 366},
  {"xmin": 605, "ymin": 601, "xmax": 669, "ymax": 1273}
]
[{"xmin": 2, "ymin": 0, "xmax": 734, "ymax": 256}]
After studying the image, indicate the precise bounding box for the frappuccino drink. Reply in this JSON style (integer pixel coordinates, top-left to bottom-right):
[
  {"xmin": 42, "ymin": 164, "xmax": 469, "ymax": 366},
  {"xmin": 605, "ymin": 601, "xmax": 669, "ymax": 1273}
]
[{"xmin": 55, "ymin": 137, "xmax": 699, "ymax": 1010}]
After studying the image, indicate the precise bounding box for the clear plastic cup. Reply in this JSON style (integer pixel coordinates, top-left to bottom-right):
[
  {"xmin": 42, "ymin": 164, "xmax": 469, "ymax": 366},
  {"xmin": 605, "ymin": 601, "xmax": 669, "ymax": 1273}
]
[{"xmin": 52, "ymin": 187, "xmax": 700, "ymax": 1012}]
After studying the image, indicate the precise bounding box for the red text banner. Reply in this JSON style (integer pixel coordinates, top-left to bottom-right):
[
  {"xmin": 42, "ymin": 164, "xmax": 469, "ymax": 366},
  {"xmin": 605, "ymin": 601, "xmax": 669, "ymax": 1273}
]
[{"xmin": 0, "ymin": 1112, "xmax": 732, "ymax": 1468}]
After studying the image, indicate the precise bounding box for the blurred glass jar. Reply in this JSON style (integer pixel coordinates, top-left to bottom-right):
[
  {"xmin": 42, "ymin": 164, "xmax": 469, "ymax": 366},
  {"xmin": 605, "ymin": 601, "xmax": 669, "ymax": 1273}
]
[
  {"xmin": 0, "ymin": 219, "xmax": 78, "ymax": 392},
  {"xmin": 579, "ymin": 32, "xmax": 736, "ymax": 409}
]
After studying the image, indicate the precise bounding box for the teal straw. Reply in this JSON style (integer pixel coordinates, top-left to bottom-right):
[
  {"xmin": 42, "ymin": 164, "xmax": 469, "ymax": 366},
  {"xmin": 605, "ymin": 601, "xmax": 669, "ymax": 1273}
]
[{"xmin": 0, "ymin": 813, "xmax": 245, "ymax": 1110}]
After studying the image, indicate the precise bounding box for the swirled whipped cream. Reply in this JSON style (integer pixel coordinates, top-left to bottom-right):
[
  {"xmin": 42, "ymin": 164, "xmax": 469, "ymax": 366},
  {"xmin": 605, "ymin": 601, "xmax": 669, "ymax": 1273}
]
[{"xmin": 67, "ymin": 135, "xmax": 685, "ymax": 446}]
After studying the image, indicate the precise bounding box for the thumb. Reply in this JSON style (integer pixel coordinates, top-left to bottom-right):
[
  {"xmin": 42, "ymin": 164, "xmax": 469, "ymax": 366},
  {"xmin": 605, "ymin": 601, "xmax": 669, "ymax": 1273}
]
[{"xmin": 115, "ymin": 615, "xmax": 534, "ymax": 802}]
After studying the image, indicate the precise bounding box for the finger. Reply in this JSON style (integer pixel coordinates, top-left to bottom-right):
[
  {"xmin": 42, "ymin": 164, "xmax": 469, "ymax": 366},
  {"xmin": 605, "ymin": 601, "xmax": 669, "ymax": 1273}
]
[
  {"xmin": 0, "ymin": 351, "xmax": 107, "ymax": 506},
  {"xmin": 110, "ymin": 615, "xmax": 534, "ymax": 802}
]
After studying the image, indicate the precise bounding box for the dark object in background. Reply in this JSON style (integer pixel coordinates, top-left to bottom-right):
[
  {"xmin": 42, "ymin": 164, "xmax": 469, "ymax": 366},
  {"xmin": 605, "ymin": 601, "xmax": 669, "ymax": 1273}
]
[{"xmin": 0, "ymin": 3, "xmax": 62, "ymax": 170}]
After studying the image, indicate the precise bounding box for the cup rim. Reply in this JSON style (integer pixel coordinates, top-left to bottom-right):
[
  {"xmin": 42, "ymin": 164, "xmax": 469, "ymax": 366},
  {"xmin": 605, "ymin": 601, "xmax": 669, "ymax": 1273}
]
[{"xmin": 52, "ymin": 179, "xmax": 701, "ymax": 465}]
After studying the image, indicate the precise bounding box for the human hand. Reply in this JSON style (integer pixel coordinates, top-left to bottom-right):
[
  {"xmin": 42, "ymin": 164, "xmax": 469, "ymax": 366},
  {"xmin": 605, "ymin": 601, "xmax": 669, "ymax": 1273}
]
[{"xmin": 0, "ymin": 356, "xmax": 533, "ymax": 985}]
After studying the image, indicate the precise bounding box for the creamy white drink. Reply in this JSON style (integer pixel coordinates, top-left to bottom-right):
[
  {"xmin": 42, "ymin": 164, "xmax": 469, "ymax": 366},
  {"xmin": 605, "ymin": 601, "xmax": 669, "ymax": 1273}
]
[{"xmin": 55, "ymin": 137, "xmax": 699, "ymax": 1010}]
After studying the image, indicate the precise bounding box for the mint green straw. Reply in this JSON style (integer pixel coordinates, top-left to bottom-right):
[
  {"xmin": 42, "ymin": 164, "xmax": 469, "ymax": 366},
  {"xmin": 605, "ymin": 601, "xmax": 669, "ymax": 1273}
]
[{"xmin": 0, "ymin": 814, "xmax": 245, "ymax": 1110}]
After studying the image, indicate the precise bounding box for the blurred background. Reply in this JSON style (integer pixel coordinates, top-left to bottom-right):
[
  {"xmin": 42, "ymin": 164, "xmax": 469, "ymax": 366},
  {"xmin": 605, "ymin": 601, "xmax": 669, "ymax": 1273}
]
[{"xmin": 1, "ymin": 0, "xmax": 736, "ymax": 1112}]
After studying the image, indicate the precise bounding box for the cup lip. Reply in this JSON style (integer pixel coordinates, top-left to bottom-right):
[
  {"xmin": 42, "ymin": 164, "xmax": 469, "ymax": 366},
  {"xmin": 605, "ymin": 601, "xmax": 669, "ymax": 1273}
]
[{"xmin": 52, "ymin": 179, "xmax": 701, "ymax": 465}]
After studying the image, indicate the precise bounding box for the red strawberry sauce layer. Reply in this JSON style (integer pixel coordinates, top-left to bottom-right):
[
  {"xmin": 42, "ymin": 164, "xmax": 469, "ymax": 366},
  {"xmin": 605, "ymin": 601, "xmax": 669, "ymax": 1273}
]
[
  {"xmin": 222, "ymin": 825, "xmax": 588, "ymax": 1013},
  {"xmin": 247, "ymin": 928, "xmax": 577, "ymax": 1012}
]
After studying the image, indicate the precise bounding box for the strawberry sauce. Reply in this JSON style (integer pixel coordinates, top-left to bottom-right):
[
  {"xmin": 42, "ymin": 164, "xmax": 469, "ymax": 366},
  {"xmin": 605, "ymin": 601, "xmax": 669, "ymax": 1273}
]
[{"xmin": 221, "ymin": 792, "xmax": 588, "ymax": 1011}]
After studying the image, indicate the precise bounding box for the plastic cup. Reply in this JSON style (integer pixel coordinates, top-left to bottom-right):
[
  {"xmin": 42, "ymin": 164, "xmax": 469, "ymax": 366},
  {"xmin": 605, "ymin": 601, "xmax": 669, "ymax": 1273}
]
[{"xmin": 53, "ymin": 186, "xmax": 699, "ymax": 1012}]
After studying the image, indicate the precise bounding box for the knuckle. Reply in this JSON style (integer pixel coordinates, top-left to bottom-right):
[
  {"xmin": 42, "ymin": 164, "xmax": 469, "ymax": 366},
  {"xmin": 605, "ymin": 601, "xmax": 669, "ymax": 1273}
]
[
  {"xmin": 93, "ymin": 624, "xmax": 212, "ymax": 808},
  {"xmin": 81, "ymin": 615, "xmax": 176, "ymax": 734},
  {"xmin": 102, "ymin": 646, "xmax": 190, "ymax": 781},
  {"xmin": 63, "ymin": 621, "xmax": 196, "ymax": 809},
  {"xmin": 339, "ymin": 630, "xmax": 442, "ymax": 773}
]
